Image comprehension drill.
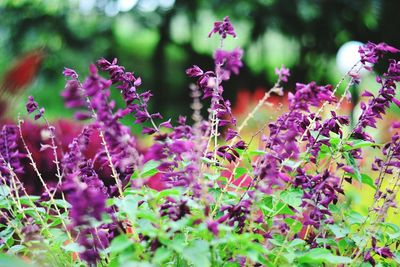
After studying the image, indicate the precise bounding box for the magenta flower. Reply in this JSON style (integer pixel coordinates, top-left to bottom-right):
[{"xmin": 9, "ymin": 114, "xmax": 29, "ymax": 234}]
[
  {"xmin": 208, "ymin": 16, "xmax": 236, "ymax": 39},
  {"xmin": 26, "ymin": 96, "xmax": 45, "ymax": 120},
  {"xmin": 358, "ymin": 42, "xmax": 399, "ymax": 68},
  {"xmin": 214, "ymin": 48, "xmax": 243, "ymax": 80},
  {"xmin": 275, "ymin": 65, "xmax": 290, "ymax": 83}
]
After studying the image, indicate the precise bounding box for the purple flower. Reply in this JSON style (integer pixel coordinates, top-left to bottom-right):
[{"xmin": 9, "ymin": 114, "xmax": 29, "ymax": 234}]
[
  {"xmin": 26, "ymin": 96, "xmax": 38, "ymax": 113},
  {"xmin": 214, "ymin": 48, "xmax": 243, "ymax": 80},
  {"xmin": 370, "ymin": 237, "xmax": 394, "ymax": 259},
  {"xmin": 275, "ymin": 65, "xmax": 290, "ymax": 83},
  {"xmin": 160, "ymin": 197, "xmax": 191, "ymax": 221},
  {"xmin": 207, "ymin": 220, "xmax": 219, "ymax": 236},
  {"xmin": 61, "ymin": 130, "xmax": 111, "ymax": 265},
  {"xmin": 293, "ymin": 169, "xmax": 343, "ymax": 228},
  {"xmin": 26, "ymin": 96, "xmax": 45, "ymax": 120},
  {"xmin": 96, "ymin": 58, "xmax": 159, "ymax": 135},
  {"xmin": 61, "ymin": 79, "xmax": 85, "ymax": 109},
  {"xmin": 0, "ymin": 125, "xmax": 24, "ymax": 177},
  {"xmin": 288, "ymin": 82, "xmax": 336, "ymax": 112},
  {"xmin": 186, "ymin": 65, "xmax": 204, "ymax": 77},
  {"xmin": 63, "ymin": 67, "xmax": 79, "ymax": 79},
  {"xmin": 208, "ymin": 16, "xmax": 236, "ymax": 39},
  {"xmin": 353, "ymin": 60, "xmax": 400, "ymax": 141},
  {"xmin": 219, "ymin": 199, "xmax": 252, "ymax": 233},
  {"xmin": 225, "ymin": 128, "xmax": 238, "ymax": 141},
  {"xmin": 358, "ymin": 42, "xmax": 399, "ymax": 68}
]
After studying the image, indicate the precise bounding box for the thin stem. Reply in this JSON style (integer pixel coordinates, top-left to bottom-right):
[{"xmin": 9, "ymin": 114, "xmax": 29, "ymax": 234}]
[{"xmin": 17, "ymin": 116, "xmax": 72, "ymax": 241}]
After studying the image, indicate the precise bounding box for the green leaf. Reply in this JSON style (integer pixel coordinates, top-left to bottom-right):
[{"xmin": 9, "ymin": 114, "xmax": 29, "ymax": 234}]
[
  {"xmin": 348, "ymin": 211, "xmax": 365, "ymax": 225},
  {"xmin": 327, "ymin": 224, "xmax": 349, "ymax": 238},
  {"xmin": 109, "ymin": 234, "xmax": 133, "ymax": 254},
  {"xmin": 181, "ymin": 240, "xmax": 211, "ymax": 267},
  {"xmin": 297, "ymin": 248, "xmax": 352, "ymax": 264},
  {"xmin": 329, "ymin": 136, "xmax": 341, "ymax": 148},
  {"xmin": 152, "ymin": 247, "xmax": 173, "ymax": 265},
  {"xmin": 361, "ymin": 174, "xmax": 376, "ymax": 189},
  {"xmin": 284, "ymin": 218, "xmax": 302, "ymax": 233},
  {"xmin": 288, "ymin": 238, "xmax": 305, "ymax": 247},
  {"xmin": 168, "ymin": 233, "xmax": 186, "ymax": 253},
  {"xmin": 234, "ymin": 167, "xmax": 247, "ymax": 179},
  {"xmin": 280, "ymin": 188, "xmax": 303, "ymax": 210},
  {"xmin": 0, "ymin": 185, "xmax": 10, "ymax": 199},
  {"xmin": 140, "ymin": 160, "xmax": 160, "ymax": 178},
  {"xmin": 275, "ymin": 201, "xmax": 295, "ymax": 215},
  {"xmin": 0, "ymin": 253, "xmax": 34, "ymax": 267},
  {"xmin": 156, "ymin": 188, "xmax": 183, "ymax": 201},
  {"xmin": 63, "ymin": 242, "xmax": 84, "ymax": 253},
  {"xmin": 201, "ymin": 157, "xmax": 215, "ymax": 165},
  {"xmin": 204, "ymin": 172, "xmax": 221, "ymax": 181},
  {"xmin": 248, "ymin": 150, "xmax": 267, "ymax": 156},
  {"xmin": 344, "ymin": 140, "xmax": 380, "ymax": 151}
]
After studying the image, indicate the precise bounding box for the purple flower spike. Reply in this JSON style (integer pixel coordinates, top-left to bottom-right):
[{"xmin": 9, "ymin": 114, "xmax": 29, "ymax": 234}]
[
  {"xmin": 214, "ymin": 48, "xmax": 243, "ymax": 80},
  {"xmin": 186, "ymin": 65, "xmax": 204, "ymax": 77},
  {"xmin": 275, "ymin": 65, "xmax": 290, "ymax": 83},
  {"xmin": 63, "ymin": 67, "xmax": 79, "ymax": 79},
  {"xmin": 26, "ymin": 96, "xmax": 39, "ymax": 114},
  {"xmin": 358, "ymin": 42, "xmax": 399, "ymax": 66},
  {"xmin": 0, "ymin": 125, "xmax": 24, "ymax": 177},
  {"xmin": 26, "ymin": 96, "xmax": 44, "ymax": 120},
  {"xmin": 208, "ymin": 16, "xmax": 236, "ymax": 39}
]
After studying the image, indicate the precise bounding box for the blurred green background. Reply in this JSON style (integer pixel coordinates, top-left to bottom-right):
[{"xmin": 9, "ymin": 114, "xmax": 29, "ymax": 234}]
[{"xmin": 0, "ymin": 0, "xmax": 399, "ymax": 121}]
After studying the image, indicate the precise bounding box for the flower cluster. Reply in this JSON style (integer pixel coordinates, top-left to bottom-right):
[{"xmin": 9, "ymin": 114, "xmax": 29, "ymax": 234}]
[
  {"xmin": 293, "ymin": 169, "xmax": 343, "ymax": 228},
  {"xmin": 275, "ymin": 65, "xmax": 290, "ymax": 83},
  {"xmin": 0, "ymin": 125, "xmax": 23, "ymax": 177},
  {"xmin": 61, "ymin": 127, "xmax": 112, "ymax": 264},
  {"xmin": 208, "ymin": 16, "xmax": 236, "ymax": 39},
  {"xmin": 358, "ymin": 41, "xmax": 399, "ymax": 68},
  {"xmin": 2, "ymin": 16, "xmax": 400, "ymax": 267},
  {"xmin": 26, "ymin": 96, "xmax": 44, "ymax": 120},
  {"xmin": 353, "ymin": 59, "xmax": 400, "ymax": 141},
  {"xmin": 159, "ymin": 197, "xmax": 191, "ymax": 221}
]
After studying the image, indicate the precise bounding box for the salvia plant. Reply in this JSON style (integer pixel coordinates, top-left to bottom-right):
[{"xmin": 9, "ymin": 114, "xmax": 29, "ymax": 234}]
[{"xmin": 1, "ymin": 16, "xmax": 400, "ymax": 267}]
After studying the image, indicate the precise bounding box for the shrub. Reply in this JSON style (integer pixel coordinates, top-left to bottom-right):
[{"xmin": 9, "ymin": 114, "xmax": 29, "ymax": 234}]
[{"xmin": 1, "ymin": 16, "xmax": 400, "ymax": 267}]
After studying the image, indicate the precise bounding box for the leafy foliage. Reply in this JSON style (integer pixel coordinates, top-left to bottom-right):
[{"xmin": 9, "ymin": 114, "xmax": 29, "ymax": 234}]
[{"xmin": 0, "ymin": 16, "xmax": 400, "ymax": 267}]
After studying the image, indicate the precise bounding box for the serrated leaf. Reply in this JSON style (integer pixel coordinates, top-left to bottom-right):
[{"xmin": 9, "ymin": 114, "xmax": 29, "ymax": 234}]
[
  {"xmin": 280, "ymin": 188, "xmax": 303, "ymax": 210},
  {"xmin": 348, "ymin": 211, "xmax": 365, "ymax": 225},
  {"xmin": 327, "ymin": 224, "xmax": 349, "ymax": 238}
]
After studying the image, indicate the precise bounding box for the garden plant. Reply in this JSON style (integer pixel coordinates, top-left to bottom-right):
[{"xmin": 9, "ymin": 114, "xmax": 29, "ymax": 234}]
[{"xmin": 1, "ymin": 16, "xmax": 400, "ymax": 267}]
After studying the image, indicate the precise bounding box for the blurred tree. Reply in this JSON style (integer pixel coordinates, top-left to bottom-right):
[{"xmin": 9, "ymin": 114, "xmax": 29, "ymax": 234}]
[{"xmin": 0, "ymin": 0, "xmax": 399, "ymax": 120}]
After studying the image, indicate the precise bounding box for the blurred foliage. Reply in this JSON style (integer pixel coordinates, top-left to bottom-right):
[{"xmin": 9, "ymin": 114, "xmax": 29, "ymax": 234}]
[{"xmin": 0, "ymin": 0, "xmax": 399, "ymax": 119}]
